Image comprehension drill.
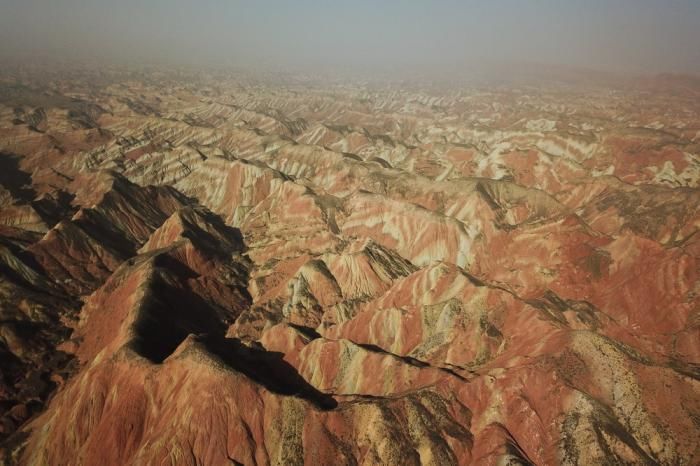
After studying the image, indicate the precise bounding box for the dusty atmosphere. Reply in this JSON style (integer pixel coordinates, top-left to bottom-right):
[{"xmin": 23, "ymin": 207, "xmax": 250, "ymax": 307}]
[{"xmin": 0, "ymin": 1, "xmax": 699, "ymax": 465}]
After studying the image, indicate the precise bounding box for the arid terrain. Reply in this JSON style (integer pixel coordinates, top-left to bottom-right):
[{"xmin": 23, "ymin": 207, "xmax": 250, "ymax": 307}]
[{"xmin": 0, "ymin": 65, "xmax": 698, "ymax": 465}]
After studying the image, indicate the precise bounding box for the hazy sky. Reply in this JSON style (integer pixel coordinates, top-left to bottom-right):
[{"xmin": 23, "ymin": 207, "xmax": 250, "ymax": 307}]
[{"xmin": 1, "ymin": 0, "xmax": 699, "ymax": 75}]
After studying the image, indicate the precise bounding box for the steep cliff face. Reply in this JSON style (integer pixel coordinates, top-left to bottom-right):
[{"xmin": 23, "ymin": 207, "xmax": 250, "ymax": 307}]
[{"xmin": 0, "ymin": 69, "xmax": 698, "ymax": 465}]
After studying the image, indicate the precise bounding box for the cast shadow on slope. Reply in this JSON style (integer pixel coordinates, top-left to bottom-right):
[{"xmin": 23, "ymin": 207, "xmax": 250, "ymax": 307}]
[
  {"xmin": 0, "ymin": 153, "xmax": 35, "ymax": 200},
  {"xmin": 132, "ymin": 298, "xmax": 340, "ymax": 414},
  {"xmin": 202, "ymin": 335, "xmax": 338, "ymax": 410},
  {"xmin": 127, "ymin": 253, "xmax": 231, "ymax": 364},
  {"xmin": 126, "ymin": 206, "xmax": 251, "ymax": 362},
  {"xmin": 0, "ymin": 152, "xmax": 77, "ymax": 230},
  {"xmin": 123, "ymin": 226, "xmax": 337, "ymax": 410}
]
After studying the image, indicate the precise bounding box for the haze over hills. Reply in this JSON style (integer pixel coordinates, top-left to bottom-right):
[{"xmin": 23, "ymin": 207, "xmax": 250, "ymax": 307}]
[
  {"xmin": 0, "ymin": 61, "xmax": 697, "ymax": 465},
  {"xmin": 4, "ymin": 0, "xmax": 700, "ymax": 73},
  {"xmin": 1, "ymin": 0, "xmax": 700, "ymax": 463}
]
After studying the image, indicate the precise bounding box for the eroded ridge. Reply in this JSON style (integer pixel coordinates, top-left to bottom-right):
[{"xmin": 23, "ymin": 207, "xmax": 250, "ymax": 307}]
[{"xmin": 0, "ymin": 68, "xmax": 698, "ymax": 465}]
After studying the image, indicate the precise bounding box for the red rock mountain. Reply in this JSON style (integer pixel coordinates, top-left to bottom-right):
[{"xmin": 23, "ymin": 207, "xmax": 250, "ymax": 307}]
[{"xmin": 0, "ymin": 68, "xmax": 698, "ymax": 465}]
